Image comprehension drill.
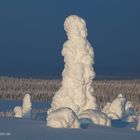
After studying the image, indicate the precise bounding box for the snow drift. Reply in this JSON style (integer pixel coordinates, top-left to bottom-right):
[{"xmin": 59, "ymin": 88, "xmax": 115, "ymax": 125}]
[
  {"xmin": 47, "ymin": 108, "xmax": 80, "ymax": 128},
  {"xmin": 78, "ymin": 109, "xmax": 111, "ymax": 127}
]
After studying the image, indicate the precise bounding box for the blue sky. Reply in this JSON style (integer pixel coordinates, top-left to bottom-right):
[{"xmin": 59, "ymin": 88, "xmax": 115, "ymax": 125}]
[{"xmin": 0, "ymin": 0, "xmax": 140, "ymax": 78}]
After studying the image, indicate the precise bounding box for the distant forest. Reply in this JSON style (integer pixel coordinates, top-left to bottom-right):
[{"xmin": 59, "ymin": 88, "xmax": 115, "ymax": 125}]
[{"xmin": 0, "ymin": 76, "xmax": 140, "ymax": 111}]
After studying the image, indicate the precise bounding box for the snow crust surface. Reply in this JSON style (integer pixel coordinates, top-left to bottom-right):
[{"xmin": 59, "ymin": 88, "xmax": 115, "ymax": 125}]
[{"xmin": 1, "ymin": 118, "xmax": 140, "ymax": 140}]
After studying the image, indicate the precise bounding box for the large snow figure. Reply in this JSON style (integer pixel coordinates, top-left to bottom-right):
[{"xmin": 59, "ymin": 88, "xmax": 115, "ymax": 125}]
[
  {"xmin": 14, "ymin": 94, "xmax": 32, "ymax": 118},
  {"xmin": 48, "ymin": 15, "xmax": 97, "ymax": 117},
  {"xmin": 47, "ymin": 15, "xmax": 97, "ymax": 128}
]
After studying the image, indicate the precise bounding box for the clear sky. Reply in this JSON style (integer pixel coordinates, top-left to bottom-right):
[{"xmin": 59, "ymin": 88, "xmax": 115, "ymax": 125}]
[{"xmin": 0, "ymin": 0, "xmax": 140, "ymax": 78}]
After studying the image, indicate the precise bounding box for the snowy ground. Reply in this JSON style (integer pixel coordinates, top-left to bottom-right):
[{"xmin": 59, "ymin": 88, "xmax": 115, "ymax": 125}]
[
  {"xmin": 1, "ymin": 118, "xmax": 140, "ymax": 140},
  {"xmin": 0, "ymin": 100, "xmax": 140, "ymax": 140}
]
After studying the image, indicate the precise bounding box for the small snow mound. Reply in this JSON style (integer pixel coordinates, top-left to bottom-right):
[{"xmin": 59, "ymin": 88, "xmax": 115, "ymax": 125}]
[
  {"xmin": 22, "ymin": 94, "xmax": 32, "ymax": 118},
  {"xmin": 47, "ymin": 108, "xmax": 80, "ymax": 128},
  {"xmin": 14, "ymin": 106, "xmax": 22, "ymax": 118},
  {"xmin": 103, "ymin": 94, "xmax": 126, "ymax": 119},
  {"xmin": 78, "ymin": 109, "xmax": 111, "ymax": 127}
]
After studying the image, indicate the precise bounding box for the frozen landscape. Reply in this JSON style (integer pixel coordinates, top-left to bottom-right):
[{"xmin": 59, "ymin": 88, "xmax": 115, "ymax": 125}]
[{"xmin": 0, "ymin": 14, "xmax": 140, "ymax": 140}]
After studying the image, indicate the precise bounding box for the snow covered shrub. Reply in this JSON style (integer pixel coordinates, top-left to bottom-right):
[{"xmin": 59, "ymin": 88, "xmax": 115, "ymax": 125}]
[
  {"xmin": 78, "ymin": 109, "xmax": 111, "ymax": 127},
  {"xmin": 47, "ymin": 15, "xmax": 97, "ymax": 116},
  {"xmin": 14, "ymin": 106, "xmax": 23, "ymax": 118},
  {"xmin": 123, "ymin": 101, "xmax": 136, "ymax": 122},
  {"xmin": 22, "ymin": 94, "xmax": 32, "ymax": 118},
  {"xmin": 47, "ymin": 108, "xmax": 80, "ymax": 128},
  {"xmin": 14, "ymin": 94, "xmax": 32, "ymax": 118},
  {"xmin": 104, "ymin": 94, "xmax": 126, "ymax": 119}
]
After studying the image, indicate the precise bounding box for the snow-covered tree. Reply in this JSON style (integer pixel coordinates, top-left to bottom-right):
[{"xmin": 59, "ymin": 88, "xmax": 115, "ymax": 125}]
[
  {"xmin": 47, "ymin": 15, "xmax": 97, "ymax": 128},
  {"xmin": 14, "ymin": 94, "xmax": 32, "ymax": 119},
  {"xmin": 22, "ymin": 94, "xmax": 32, "ymax": 118},
  {"xmin": 14, "ymin": 106, "xmax": 22, "ymax": 118},
  {"xmin": 103, "ymin": 94, "xmax": 126, "ymax": 119},
  {"xmin": 48, "ymin": 15, "xmax": 97, "ymax": 115}
]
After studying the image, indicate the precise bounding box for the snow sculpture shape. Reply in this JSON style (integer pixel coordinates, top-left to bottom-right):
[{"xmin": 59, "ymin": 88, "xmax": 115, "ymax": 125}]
[
  {"xmin": 103, "ymin": 94, "xmax": 126, "ymax": 119},
  {"xmin": 123, "ymin": 101, "xmax": 136, "ymax": 122},
  {"xmin": 136, "ymin": 115, "xmax": 140, "ymax": 131},
  {"xmin": 22, "ymin": 94, "xmax": 32, "ymax": 118},
  {"xmin": 47, "ymin": 15, "xmax": 97, "ymax": 128},
  {"xmin": 48, "ymin": 15, "xmax": 97, "ymax": 118},
  {"xmin": 47, "ymin": 108, "xmax": 80, "ymax": 128},
  {"xmin": 78, "ymin": 109, "xmax": 111, "ymax": 127},
  {"xmin": 14, "ymin": 94, "xmax": 32, "ymax": 118},
  {"xmin": 14, "ymin": 106, "xmax": 23, "ymax": 118}
]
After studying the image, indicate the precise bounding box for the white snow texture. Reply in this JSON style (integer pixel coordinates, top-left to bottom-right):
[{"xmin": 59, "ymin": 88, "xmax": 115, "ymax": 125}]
[
  {"xmin": 103, "ymin": 94, "xmax": 126, "ymax": 119},
  {"xmin": 47, "ymin": 15, "xmax": 98, "ymax": 128},
  {"xmin": 14, "ymin": 106, "xmax": 23, "ymax": 118},
  {"xmin": 47, "ymin": 108, "xmax": 80, "ymax": 128},
  {"xmin": 14, "ymin": 94, "xmax": 32, "ymax": 118},
  {"xmin": 78, "ymin": 109, "xmax": 111, "ymax": 127}
]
